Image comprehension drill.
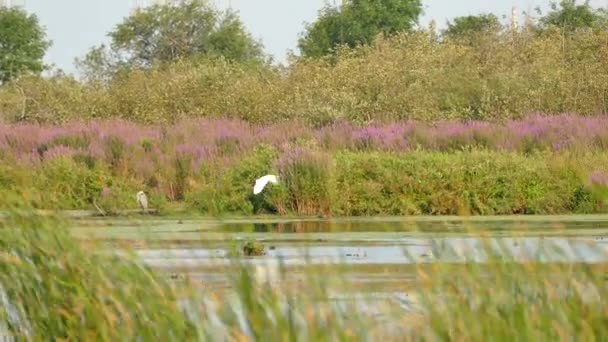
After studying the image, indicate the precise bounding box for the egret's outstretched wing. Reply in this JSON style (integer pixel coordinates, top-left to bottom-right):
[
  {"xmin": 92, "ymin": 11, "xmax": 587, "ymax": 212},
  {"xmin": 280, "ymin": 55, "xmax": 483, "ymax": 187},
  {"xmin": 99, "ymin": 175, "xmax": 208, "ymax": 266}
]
[
  {"xmin": 253, "ymin": 175, "xmax": 279, "ymax": 195},
  {"xmin": 253, "ymin": 179, "xmax": 266, "ymax": 195}
]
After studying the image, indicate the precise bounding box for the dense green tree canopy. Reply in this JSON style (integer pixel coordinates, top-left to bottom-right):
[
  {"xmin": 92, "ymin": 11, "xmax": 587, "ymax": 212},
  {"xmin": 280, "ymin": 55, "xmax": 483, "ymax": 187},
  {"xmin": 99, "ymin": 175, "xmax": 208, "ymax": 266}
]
[
  {"xmin": 540, "ymin": 0, "xmax": 608, "ymax": 31},
  {"xmin": 443, "ymin": 14, "xmax": 502, "ymax": 39},
  {"xmin": 76, "ymin": 0, "xmax": 264, "ymax": 80},
  {"xmin": 298, "ymin": 0, "xmax": 423, "ymax": 58},
  {"xmin": 0, "ymin": 7, "xmax": 50, "ymax": 83}
]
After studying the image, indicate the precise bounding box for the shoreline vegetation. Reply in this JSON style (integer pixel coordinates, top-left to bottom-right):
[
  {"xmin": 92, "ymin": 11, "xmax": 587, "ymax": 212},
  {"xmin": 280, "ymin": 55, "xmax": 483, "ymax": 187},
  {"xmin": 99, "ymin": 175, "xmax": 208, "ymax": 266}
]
[
  {"xmin": 3, "ymin": 3, "xmax": 608, "ymax": 218},
  {"xmin": 3, "ymin": 5, "xmax": 608, "ymax": 217},
  {"xmin": 2, "ymin": 114, "xmax": 608, "ymax": 216}
]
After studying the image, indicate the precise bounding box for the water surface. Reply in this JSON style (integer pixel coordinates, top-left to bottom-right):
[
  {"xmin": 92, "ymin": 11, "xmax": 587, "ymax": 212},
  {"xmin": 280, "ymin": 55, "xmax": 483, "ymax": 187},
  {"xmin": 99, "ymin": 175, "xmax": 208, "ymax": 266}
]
[
  {"xmin": 69, "ymin": 215, "xmax": 608, "ymax": 327},
  {"xmin": 73, "ymin": 214, "xmax": 608, "ymax": 279}
]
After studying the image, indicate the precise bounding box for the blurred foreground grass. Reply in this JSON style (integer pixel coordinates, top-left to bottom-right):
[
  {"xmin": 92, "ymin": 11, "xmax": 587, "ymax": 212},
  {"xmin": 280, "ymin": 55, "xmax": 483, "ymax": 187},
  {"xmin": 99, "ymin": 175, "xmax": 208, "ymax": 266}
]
[{"xmin": 0, "ymin": 197, "xmax": 607, "ymax": 340}]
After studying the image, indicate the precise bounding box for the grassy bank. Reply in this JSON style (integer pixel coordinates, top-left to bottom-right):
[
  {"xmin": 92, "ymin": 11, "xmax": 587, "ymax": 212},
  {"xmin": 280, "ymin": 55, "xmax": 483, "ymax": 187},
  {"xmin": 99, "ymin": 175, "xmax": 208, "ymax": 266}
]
[
  {"xmin": 0, "ymin": 201, "xmax": 606, "ymax": 340},
  {"xmin": 2, "ymin": 116, "xmax": 608, "ymax": 215}
]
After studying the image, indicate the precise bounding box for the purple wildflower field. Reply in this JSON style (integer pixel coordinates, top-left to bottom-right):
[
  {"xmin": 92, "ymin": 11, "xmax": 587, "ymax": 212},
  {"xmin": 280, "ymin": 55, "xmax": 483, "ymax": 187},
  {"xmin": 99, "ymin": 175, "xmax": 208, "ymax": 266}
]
[
  {"xmin": 3, "ymin": 113, "xmax": 608, "ymax": 214},
  {"xmin": 1, "ymin": 114, "xmax": 607, "ymax": 176}
]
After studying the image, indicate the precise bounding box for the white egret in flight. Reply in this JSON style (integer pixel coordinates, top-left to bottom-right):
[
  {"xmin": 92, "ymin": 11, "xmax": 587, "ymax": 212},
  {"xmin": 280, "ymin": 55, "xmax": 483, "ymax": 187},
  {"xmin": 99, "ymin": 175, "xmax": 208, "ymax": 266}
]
[{"xmin": 253, "ymin": 175, "xmax": 279, "ymax": 195}]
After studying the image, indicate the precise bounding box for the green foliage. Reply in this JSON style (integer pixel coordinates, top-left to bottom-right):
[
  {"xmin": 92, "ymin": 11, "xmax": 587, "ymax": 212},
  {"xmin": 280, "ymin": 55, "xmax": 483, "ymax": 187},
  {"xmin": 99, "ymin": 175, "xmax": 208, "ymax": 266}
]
[
  {"xmin": 420, "ymin": 262, "xmax": 608, "ymax": 340},
  {"xmin": 2, "ymin": 146, "xmax": 608, "ymax": 216},
  {"xmin": 0, "ymin": 7, "xmax": 50, "ymax": 83},
  {"xmin": 33, "ymin": 158, "xmax": 134, "ymax": 211},
  {"xmin": 540, "ymin": 0, "xmax": 608, "ymax": 32},
  {"xmin": 182, "ymin": 150, "xmax": 608, "ymax": 216},
  {"xmin": 141, "ymin": 139, "xmax": 154, "ymax": 153},
  {"xmin": 0, "ymin": 157, "xmax": 144, "ymax": 212},
  {"xmin": 73, "ymin": 44, "xmax": 126, "ymax": 84},
  {"xmin": 569, "ymin": 185, "xmax": 594, "ymax": 212},
  {"xmin": 443, "ymin": 14, "xmax": 502, "ymax": 40},
  {"xmin": 297, "ymin": 6, "xmax": 346, "ymax": 59},
  {"xmin": 0, "ymin": 199, "xmax": 607, "ymax": 340},
  {"xmin": 241, "ymin": 240, "xmax": 266, "ymax": 256},
  {"xmin": 173, "ymin": 154, "xmax": 191, "ymax": 201},
  {"xmin": 332, "ymin": 151, "xmax": 576, "ymax": 216},
  {"xmin": 186, "ymin": 144, "xmax": 279, "ymax": 215},
  {"xmin": 278, "ymin": 150, "xmax": 332, "ymax": 216},
  {"xmin": 4, "ymin": 1, "xmax": 608, "ymax": 124},
  {"xmin": 76, "ymin": 0, "xmax": 265, "ymax": 80},
  {"xmin": 298, "ymin": 0, "xmax": 423, "ymax": 58},
  {"xmin": 10, "ymin": 27, "xmax": 608, "ymax": 124},
  {"xmin": 0, "ymin": 200, "xmax": 195, "ymax": 340},
  {"xmin": 0, "ymin": 162, "xmax": 35, "ymax": 207},
  {"xmin": 34, "ymin": 158, "xmax": 105, "ymax": 209}
]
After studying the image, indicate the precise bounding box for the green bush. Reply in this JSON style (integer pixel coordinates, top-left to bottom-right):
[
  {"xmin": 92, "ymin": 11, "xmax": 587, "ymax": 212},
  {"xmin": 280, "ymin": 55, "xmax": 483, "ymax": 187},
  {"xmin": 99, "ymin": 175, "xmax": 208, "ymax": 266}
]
[
  {"xmin": 186, "ymin": 144, "xmax": 279, "ymax": 215},
  {"xmin": 275, "ymin": 149, "xmax": 332, "ymax": 215},
  {"xmin": 183, "ymin": 150, "xmax": 608, "ymax": 216},
  {"xmin": 0, "ymin": 158, "xmax": 145, "ymax": 212},
  {"xmin": 3, "ymin": 29, "xmax": 608, "ymax": 124},
  {"xmin": 332, "ymin": 151, "xmax": 594, "ymax": 216},
  {"xmin": 2, "ymin": 146, "xmax": 608, "ymax": 216}
]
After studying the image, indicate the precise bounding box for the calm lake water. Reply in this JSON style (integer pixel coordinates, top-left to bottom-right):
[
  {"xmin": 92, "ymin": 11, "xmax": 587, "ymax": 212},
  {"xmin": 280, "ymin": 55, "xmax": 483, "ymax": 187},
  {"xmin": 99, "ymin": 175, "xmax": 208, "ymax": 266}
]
[{"xmin": 71, "ymin": 215, "xmax": 608, "ymax": 284}]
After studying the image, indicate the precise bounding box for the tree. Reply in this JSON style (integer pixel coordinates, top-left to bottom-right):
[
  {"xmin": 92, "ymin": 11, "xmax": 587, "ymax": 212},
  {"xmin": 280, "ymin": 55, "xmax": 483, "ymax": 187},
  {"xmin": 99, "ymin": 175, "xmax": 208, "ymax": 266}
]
[
  {"xmin": 0, "ymin": 7, "xmax": 50, "ymax": 84},
  {"xmin": 443, "ymin": 14, "xmax": 502, "ymax": 40},
  {"xmin": 298, "ymin": 0, "xmax": 423, "ymax": 58},
  {"xmin": 74, "ymin": 44, "xmax": 127, "ymax": 83},
  {"xmin": 76, "ymin": 0, "xmax": 265, "ymax": 80},
  {"xmin": 540, "ymin": 0, "xmax": 608, "ymax": 32}
]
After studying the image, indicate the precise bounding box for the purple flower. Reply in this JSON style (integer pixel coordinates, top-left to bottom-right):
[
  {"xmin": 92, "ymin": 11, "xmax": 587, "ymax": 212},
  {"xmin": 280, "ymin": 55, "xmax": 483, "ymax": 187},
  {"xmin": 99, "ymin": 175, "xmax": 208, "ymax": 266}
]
[
  {"xmin": 44, "ymin": 146, "xmax": 76, "ymax": 160},
  {"xmin": 589, "ymin": 171, "xmax": 608, "ymax": 187}
]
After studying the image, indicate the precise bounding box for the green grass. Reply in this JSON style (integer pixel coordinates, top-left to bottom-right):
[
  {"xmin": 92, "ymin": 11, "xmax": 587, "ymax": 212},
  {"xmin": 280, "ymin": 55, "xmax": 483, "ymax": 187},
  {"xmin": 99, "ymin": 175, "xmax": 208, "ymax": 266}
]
[
  {"xmin": 0, "ymin": 197, "xmax": 607, "ymax": 340},
  {"xmin": 2, "ymin": 150, "xmax": 608, "ymax": 217}
]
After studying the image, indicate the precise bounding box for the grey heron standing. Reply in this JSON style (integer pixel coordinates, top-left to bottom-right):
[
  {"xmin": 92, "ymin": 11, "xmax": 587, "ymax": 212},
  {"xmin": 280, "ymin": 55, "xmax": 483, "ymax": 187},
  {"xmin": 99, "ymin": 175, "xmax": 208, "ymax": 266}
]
[{"xmin": 136, "ymin": 191, "xmax": 148, "ymax": 213}]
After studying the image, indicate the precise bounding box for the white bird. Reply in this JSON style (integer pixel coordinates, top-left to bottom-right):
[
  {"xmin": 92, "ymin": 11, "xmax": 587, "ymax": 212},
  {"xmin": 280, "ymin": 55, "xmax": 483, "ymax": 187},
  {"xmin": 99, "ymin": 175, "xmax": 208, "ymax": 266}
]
[
  {"xmin": 253, "ymin": 175, "xmax": 279, "ymax": 195},
  {"xmin": 136, "ymin": 191, "xmax": 148, "ymax": 213}
]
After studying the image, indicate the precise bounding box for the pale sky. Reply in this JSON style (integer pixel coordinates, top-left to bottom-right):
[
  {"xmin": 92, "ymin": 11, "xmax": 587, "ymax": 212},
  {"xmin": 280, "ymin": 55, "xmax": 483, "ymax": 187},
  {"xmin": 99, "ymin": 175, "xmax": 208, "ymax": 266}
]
[{"xmin": 13, "ymin": 0, "xmax": 608, "ymax": 75}]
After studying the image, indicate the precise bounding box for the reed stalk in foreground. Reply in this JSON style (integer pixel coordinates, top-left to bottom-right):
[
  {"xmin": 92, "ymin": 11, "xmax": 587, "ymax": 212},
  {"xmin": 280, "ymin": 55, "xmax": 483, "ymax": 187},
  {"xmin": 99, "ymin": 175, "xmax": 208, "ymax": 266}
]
[{"xmin": 0, "ymin": 198, "xmax": 606, "ymax": 340}]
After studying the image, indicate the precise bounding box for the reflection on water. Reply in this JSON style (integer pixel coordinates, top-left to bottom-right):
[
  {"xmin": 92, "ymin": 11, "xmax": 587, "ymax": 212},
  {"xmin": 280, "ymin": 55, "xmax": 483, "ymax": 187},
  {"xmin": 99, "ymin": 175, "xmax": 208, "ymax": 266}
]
[{"xmin": 213, "ymin": 217, "xmax": 608, "ymax": 234}]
